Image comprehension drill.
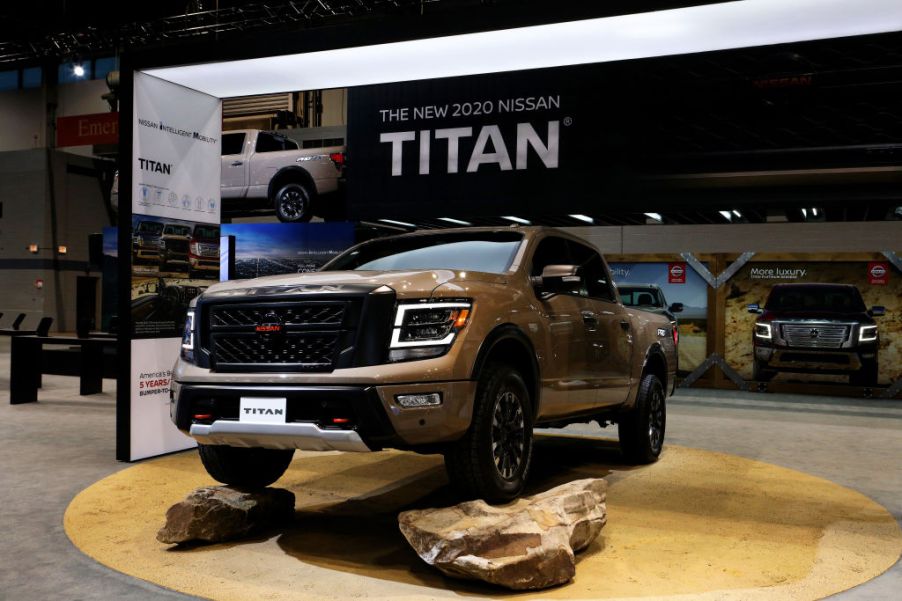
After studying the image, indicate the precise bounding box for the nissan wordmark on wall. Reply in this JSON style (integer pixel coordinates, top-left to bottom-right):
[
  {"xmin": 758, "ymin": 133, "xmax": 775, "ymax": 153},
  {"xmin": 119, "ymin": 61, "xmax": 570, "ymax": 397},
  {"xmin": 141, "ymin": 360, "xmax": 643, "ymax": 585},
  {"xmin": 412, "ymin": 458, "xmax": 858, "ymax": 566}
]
[{"xmin": 169, "ymin": 228, "xmax": 676, "ymax": 501}]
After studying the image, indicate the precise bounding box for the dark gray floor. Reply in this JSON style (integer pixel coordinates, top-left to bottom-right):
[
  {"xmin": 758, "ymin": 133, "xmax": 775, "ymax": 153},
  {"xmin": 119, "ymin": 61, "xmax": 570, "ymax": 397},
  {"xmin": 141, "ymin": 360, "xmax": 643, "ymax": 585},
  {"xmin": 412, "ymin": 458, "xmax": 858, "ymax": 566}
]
[{"xmin": 0, "ymin": 337, "xmax": 899, "ymax": 600}]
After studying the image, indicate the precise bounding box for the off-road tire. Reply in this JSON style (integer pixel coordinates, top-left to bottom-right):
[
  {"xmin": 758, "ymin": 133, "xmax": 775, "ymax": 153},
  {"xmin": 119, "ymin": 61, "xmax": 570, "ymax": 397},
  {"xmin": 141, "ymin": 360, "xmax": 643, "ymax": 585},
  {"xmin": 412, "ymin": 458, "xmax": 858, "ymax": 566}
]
[
  {"xmin": 753, "ymin": 360, "xmax": 777, "ymax": 382},
  {"xmin": 273, "ymin": 182, "xmax": 313, "ymax": 223},
  {"xmin": 197, "ymin": 444, "xmax": 294, "ymax": 488},
  {"xmin": 618, "ymin": 373, "xmax": 666, "ymax": 464},
  {"xmin": 444, "ymin": 364, "xmax": 533, "ymax": 503}
]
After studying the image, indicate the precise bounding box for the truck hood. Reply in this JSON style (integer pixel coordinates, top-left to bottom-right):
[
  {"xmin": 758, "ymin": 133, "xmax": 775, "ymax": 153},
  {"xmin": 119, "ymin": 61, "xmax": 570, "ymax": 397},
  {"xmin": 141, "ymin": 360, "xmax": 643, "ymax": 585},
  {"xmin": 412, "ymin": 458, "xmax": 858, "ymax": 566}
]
[
  {"xmin": 201, "ymin": 269, "xmax": 508, "ymax": 299},
  {"xmin": 760, "ymin": 310, "xmax": 873, "ymax": 323}
]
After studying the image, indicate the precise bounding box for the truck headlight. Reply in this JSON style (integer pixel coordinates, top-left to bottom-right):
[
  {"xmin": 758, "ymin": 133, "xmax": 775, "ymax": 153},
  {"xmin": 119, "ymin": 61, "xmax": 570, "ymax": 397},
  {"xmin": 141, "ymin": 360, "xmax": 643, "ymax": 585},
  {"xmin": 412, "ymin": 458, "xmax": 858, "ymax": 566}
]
[
  {"xmin": 754, "ymin": 323, "xmax": 772, "ymax": 340},
  {"xmin": 181, "ymin": 310, "xmax": 196, "ymax": 362},
  {"xmin": 859, "ymin": 325, "xmax": 878, "ymax": 343},
  {"xmin": 389, "ymin": 301, "xmax": 471, "ymax": 362}
]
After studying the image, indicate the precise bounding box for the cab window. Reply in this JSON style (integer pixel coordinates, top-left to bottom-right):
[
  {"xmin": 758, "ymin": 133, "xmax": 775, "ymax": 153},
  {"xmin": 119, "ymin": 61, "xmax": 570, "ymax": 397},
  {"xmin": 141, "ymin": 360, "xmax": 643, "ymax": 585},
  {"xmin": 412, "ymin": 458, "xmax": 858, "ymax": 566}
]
[
  {"xmin": 221, "ymin": 133, "xmax": 245, "ymax": 156},
  {"xmin": 530, "ymin": 237, "xmax": 573, "ymax": 277},
  {"xmin": 569, "ymin": 243, "xmax": 616, "ymax": 302}
]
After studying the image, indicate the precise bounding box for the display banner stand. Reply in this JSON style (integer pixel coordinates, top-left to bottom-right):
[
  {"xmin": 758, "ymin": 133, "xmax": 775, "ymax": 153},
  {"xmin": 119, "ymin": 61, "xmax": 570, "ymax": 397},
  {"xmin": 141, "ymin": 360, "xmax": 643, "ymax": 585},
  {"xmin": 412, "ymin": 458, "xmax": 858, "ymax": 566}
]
[{"xmin": 117, "ymin": 70, "xmax": 222, "ymax": 461}]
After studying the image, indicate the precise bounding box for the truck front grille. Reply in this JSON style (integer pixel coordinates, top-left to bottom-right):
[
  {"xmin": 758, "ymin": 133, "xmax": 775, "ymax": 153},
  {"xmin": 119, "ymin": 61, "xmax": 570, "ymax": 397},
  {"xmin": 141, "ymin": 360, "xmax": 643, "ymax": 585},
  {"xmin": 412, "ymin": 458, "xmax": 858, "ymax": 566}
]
[
  {"xmin": 780, "ymin": 323, "xmax": 849, "ymax": 349},
  {"xmin": 211, "ymin": 333, "xmax": 339, "ymax": 368},
  {"xmin": 205, "ymin": 301, "xmax": 349, "ymax": 371},
  {"xmin": 210, "ymin": 304, "xmax": 345, "ymax": 328}
]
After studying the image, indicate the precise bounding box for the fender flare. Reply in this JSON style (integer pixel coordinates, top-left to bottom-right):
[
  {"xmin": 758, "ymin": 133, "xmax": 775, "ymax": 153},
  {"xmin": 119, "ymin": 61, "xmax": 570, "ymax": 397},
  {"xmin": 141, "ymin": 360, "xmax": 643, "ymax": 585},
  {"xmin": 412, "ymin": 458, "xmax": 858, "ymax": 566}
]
[
  {"xmin": 267, "ymin": 165, "xmax": 317, "ymax": 201},
  {"xmin": 470, "ymin": 324, "xmax": 541, "ymax": 418},
  {"xmin": 641, "ymin": 342, "xmax": 669, "ymax": 392}
]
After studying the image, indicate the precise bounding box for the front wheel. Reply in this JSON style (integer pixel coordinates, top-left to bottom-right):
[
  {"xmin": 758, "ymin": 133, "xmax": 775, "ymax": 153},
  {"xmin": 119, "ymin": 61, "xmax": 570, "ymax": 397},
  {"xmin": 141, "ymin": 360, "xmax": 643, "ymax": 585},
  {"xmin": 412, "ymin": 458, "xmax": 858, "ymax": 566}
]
[
  {"xmin": 753, "ymin": 359, "xmax": 777, "ymax": 382},
  {"xmin": 618, "ymin": 373, "xmax": 666, "ymax": 464},
  {"xmin": 850, "ymin": 360, "xmax": 878, "ymax": 387},
  {"xmin": 444, "ymin": 364, "xmax": 534, "ymax": 503},
  {"xmin": 273, "ymin": 182, "xmax": 313, "ymax": 223},
  {"xmin": 198, "ymin": 444, "xmax": 294, "ymax": 488}
]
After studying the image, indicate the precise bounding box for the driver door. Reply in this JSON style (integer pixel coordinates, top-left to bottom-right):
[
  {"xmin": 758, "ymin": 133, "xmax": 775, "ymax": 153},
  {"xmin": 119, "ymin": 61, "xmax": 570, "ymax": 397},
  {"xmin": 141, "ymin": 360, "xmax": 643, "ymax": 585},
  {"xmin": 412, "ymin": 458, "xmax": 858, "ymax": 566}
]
[{"xmin": 530, "ymin": 236, "xmax": 595, "ymax": 416}]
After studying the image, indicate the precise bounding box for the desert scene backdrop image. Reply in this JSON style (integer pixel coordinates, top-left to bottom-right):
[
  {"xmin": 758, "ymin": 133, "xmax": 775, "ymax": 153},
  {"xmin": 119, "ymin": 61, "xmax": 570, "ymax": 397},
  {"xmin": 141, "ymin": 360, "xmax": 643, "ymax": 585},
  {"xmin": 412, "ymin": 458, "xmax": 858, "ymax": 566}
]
[{"xmin": 724, "ymin": 261, "xmax": 901, "ymax": 386}]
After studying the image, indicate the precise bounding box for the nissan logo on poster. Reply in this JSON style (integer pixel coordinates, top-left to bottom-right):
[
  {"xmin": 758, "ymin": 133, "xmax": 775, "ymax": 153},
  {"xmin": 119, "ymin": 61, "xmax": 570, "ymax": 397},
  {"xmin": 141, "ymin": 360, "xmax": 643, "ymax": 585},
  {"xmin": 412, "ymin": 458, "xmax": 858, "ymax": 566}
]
[
  {"xmin": 668, "ymin": 262, "xmax": 687, "ymax": 284},
  {"xmin": 867, "ymin": 262, "xmax": 889, "ymax": 285},
  {"xmin": 345, "ymin": 65, "xmax": 614, "ymax": 220}
]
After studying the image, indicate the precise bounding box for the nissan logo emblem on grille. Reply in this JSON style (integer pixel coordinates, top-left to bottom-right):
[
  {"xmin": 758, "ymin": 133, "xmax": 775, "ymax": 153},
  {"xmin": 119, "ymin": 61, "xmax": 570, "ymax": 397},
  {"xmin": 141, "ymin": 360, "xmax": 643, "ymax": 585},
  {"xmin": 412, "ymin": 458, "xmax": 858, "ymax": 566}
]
[
  {"xmin": 256, "ymin": 312, "xmax": 284, "ymax": 335},
  {"xmin": 810, "ymin": 328, "xmax": 819, "ymax": 338}
]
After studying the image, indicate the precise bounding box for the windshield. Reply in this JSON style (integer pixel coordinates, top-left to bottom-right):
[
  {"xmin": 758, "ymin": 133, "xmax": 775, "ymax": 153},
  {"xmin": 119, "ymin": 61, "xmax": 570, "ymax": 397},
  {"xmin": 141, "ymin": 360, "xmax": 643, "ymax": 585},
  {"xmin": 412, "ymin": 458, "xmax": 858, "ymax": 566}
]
[
  {"xmin": 164, "ymin": 225, "xmax": 191, "ymax": 236},
  {"xmin": 324, "ymin": 232, "xmax": 524, "ymax": 274},
  {"xmin": 765, "ymin": 286, "xmax": 866, "ymax": 313},
  {"xmin": 193, "ymin": 226, "xmax": 220, "ymax": 239},
  {"xmin": 137, "ymin": 222, "xmax": 163, "ymax": 235},
  {"xmin": 619, "ymin": 287, "xmax": 663, "ymax": 308}
]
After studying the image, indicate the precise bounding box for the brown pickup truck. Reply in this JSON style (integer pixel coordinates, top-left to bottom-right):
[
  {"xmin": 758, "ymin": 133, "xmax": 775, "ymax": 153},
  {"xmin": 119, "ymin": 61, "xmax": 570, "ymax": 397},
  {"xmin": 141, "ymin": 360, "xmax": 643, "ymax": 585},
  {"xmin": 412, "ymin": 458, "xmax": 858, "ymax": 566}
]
[{"xmin": 171, "ymin": 227, "xmax": 677, "ymax": 501}]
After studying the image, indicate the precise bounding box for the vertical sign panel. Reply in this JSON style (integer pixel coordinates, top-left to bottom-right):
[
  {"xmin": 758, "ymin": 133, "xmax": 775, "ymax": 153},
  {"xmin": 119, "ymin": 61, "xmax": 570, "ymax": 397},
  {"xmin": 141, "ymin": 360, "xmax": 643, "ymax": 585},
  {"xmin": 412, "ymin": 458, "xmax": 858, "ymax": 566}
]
[
  {"xmin": 132, "ymin": 72, "xmax": 221, "ymax": 223},
  {"xmin": 129, "ymin": 72, "xmax": 222, "ymax": 461}
]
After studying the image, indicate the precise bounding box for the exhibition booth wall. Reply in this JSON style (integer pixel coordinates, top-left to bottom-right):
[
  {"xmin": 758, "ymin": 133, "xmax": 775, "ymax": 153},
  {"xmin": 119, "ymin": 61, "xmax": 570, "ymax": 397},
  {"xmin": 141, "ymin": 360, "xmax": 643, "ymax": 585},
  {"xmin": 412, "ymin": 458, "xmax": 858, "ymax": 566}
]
[{"xmin": 116, "ymin": 0, "xmax": 902, "ymax": 461}]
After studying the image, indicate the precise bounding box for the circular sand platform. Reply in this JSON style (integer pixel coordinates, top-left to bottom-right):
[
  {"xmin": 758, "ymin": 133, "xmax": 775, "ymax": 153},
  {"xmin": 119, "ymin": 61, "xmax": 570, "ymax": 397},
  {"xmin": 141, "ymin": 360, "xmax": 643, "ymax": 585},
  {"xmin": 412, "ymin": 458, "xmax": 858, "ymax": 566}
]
[{"xmin": 65, "ymin": 437, "xmax": 901, "ymax": 601}]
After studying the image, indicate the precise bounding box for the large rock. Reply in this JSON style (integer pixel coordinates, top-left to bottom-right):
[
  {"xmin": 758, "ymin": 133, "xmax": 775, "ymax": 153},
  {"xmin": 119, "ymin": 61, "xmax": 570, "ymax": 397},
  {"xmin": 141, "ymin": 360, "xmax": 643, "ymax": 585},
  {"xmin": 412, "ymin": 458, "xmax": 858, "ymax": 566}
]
[
  {"xmin": 157, "ymin": 486, "xmax": 295, "ymax": 544},
  {"xmin": 399, "ymin": 478, "xmax": 606, "ymax": 590}
]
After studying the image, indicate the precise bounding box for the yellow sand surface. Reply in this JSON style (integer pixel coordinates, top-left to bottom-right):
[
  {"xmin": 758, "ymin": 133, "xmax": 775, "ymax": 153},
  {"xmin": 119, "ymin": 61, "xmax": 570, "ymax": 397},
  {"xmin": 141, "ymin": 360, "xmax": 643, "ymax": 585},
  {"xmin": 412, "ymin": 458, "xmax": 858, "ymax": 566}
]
[{"xmin": 65, "ymin": 439, "xmax": 901, "ymax": 601}]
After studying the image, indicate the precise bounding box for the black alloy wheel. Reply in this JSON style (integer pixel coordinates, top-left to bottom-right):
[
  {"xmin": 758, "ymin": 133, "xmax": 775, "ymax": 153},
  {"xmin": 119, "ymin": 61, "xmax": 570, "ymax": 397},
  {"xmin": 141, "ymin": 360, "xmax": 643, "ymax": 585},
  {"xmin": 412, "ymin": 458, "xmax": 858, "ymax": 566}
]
[
  {"xmin": 444, "ymin": 363, "xmax": 534, "ymax": 502},
  {"xmin": 274, "ymin": 182, "xmax": 313, "ymax": 223},
  {"xmin": 619, "ymin": 372, "xmax": 666, "ymax": 464},
  {"xmin": 491, "ymin": 390, "xmax": 527, "ymax": 481},
  {"xmin": 647, "ymin": 382, "xmax": 665, "ymax": 456}
]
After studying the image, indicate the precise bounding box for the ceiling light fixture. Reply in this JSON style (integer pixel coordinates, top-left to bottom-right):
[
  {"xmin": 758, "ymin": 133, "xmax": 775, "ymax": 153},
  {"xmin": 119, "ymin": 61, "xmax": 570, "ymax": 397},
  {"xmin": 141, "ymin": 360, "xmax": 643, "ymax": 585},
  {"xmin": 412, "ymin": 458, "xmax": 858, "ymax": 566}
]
[
  {"xmin": 644, "ymin": 212, "xmax": 662, "ymax": 222},
  {"xmin": 437, "ymin": 217, "xmax": 472, "ymax": 226},
  {"xmin": 812, "ymin": 208, "xmax": 819, "ymax": 217},
  {"xmin": 801, "ymin": 208, "xmax": 808, "ymax": 219},
  {"xmin": 719, "ymin": 211, "xmax": 733, "ymax": 221},
  {"xmin": 732, "ymin": 210, "xmax": 742, "ymax": 219},
  {"xmin": 502, "ymin": 216, "xmax": 531, "ymax": 225},
  {"xmin": 379, "ymin": 219, "xmax": 416, "ymax": 228},
  {"xmin": 73, "ymin": 64, "xmax": 86, "ymax": 77},
  {"xmin": 569, "ymin": 214, "xmax": 594, "ymax": 223}
]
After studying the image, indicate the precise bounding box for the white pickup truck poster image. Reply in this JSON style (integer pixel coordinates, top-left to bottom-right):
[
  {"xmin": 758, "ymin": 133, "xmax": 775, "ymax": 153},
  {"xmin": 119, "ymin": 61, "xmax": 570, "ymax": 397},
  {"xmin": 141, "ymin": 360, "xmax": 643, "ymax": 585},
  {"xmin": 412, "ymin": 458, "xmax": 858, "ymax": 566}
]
[
  {"xmin": 132, "ymin": 71, "xmax": 221, "ymax": 224},
  {"xmin": 220, "ymin": 129, "xmax": 344, "ymax": 223}
]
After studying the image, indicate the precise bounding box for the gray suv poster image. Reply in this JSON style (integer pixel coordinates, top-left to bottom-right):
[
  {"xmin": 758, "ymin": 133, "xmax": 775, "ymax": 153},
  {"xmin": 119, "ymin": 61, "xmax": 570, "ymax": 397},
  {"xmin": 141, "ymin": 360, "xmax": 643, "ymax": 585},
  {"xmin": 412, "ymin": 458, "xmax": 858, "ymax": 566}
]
[{"xmin": 726, "ymin": 261, "xmax": 899, "ymax": 387}]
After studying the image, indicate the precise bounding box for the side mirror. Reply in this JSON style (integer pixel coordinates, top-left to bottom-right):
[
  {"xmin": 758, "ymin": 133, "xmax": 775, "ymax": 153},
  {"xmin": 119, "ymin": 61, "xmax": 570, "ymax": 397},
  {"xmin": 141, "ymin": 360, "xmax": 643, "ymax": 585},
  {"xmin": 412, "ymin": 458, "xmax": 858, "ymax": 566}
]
[
  {"xmin": 669, "ymin": 302, "xmax": 684, "ymax": 313},
  {"xmin": 747, "ymin": 303, "xmax": 763, "ymax": 314},
  {"xmin": 869, "ymin": 306, "xmax": 886, "ymax": 317},
  {"xmin": 531, "ymin": 264, "xmax": 581, "ymax": 294}
]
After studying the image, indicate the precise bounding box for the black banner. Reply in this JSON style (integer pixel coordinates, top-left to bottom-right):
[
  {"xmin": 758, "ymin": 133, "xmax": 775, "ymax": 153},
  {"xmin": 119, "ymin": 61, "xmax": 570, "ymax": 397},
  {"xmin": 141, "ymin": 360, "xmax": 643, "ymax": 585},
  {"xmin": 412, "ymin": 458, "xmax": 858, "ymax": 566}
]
[{"xmin": 346, "ymin": 65, "xmax": 628, "ymax": 219}]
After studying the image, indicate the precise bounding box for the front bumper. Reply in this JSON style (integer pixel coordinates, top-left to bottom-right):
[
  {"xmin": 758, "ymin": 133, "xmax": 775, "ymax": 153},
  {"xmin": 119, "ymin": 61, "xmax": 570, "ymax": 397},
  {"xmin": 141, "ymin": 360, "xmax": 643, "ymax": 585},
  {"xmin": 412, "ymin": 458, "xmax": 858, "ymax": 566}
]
[
  {"xmin": 171, "ymin": 380, "xmax": 477, "ymax": 451},
  {"xmin": 754, "ymin": 345, "xmax": 875, "ymax": 374},
  {"xmin": 190, "ymin": 420, "xmax": 369, "ymax": 452}
]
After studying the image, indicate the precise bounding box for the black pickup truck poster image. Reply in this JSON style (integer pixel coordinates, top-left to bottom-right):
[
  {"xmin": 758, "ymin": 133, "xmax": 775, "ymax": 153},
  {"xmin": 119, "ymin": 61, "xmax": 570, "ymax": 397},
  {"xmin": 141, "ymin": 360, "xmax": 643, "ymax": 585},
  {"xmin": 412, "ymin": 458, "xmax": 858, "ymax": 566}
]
[
  {"xmin": 131, "ymin": 215, "xmax": 220, "ymax": 338},
  {"xmin": 725, "ymin": 261, "xmax": 899, "ymax": 387}
]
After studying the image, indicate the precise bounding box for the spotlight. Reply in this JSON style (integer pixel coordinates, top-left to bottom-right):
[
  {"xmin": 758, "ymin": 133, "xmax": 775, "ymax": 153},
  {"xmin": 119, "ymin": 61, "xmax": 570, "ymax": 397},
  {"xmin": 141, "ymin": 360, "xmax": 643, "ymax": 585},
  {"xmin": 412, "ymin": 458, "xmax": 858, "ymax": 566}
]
[
  {"xmin": 644, "ymin": 212, "xmax": 662, "ymax": 222},
  {"xmin": 719, "ymin": 210, "xmax": 732, "ymax": 221},
  {"xmin": 28, "ymin": 243, "xmax": 39, "ymax": 253},
  {"xmin": 73, "ymin": 64, "xmax": 86, "ymax": 77},
  {"xmin": 57, "ymin": 245, "xmax": 68, "ymax": 255}
]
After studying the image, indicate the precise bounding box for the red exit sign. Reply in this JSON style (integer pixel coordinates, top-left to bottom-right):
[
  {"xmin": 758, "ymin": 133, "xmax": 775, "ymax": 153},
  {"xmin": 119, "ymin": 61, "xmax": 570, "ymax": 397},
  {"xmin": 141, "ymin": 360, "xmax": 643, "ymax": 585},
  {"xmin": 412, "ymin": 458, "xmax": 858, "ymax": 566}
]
[{"xmin": 57, "ymin": 112, "xmax": 119, "ymax": 147}]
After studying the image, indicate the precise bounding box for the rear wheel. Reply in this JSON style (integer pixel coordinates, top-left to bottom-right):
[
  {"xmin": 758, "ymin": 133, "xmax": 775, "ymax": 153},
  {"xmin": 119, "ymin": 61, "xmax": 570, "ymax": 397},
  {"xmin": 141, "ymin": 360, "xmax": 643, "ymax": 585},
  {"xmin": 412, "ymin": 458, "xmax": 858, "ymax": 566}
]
[
  {"xmin": 618, "ymin": 373, "xmax": 666, "ymax": 464},
  {"xmin": 273, "ymin": 182, "xmax": 313, "ymax": 223},
  {"xmin": 198, "ymin": 444, "xmax": 294, "ymax": 488},
  {"xmin": 444, "ymin": 364, "xmax": 533, "ymax": 503}
]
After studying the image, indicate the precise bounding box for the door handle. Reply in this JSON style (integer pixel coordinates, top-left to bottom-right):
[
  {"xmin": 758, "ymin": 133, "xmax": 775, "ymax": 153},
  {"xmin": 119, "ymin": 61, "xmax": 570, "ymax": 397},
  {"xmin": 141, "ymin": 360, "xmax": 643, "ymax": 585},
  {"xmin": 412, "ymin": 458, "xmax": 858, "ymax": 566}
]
[
  {"xmin": 620, "ymin": 320, "xmax": 631, "ymax": 331},
  {"xmin": 581, "ymin": 310, "xmax": 598, "ymax": 325},
  {"xmin": 230, "ymin": 160, "xmax": 243, "ymax": 166}
]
